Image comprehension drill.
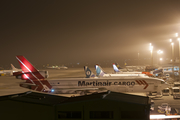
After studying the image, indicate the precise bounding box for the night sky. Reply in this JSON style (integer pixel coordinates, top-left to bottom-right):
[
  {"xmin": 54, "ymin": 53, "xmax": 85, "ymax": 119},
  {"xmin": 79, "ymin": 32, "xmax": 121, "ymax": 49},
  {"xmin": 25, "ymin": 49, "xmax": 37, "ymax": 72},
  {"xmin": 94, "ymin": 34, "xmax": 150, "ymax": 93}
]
[{"xmin": 1, "ymin": 0, "xmax": 180, "ymax": 68}]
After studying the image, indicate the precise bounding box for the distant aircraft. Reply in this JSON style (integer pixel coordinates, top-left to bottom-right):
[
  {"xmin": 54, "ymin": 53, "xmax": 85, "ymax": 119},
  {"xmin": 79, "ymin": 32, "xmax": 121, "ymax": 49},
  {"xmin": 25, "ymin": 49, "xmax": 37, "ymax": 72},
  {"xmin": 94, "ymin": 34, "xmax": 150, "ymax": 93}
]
[
  {"xmin": 113, "ymin": 64, "xmax": 153, "ymax": 77},
  {"xmin": 114, "ymin": 63, "xmax": 133, "ymax": 72},
  {"xmin": 11, "ymin": 64, "xmax": 22, "ymax": 72},
  {"xmin": 15, "ymin": 56, "xmax": 168, "ymax": 96},
  {"xmin": 47, "ymin": 65, "xmax": 68, "ymax": 69},
  {"xmin": 96, "ymin": 64, "xmax": 149, "ymax": 77},
  {"xmin": 0, "ymin": 64, "xmax": 22, "ymax": 76},
  {"xmin": 113, "ymin": 63, "xmax": 141, "ymax": 73},
  {"xmin": 57, "ymin": 66, "xmax": 68, "ymax": 69}
]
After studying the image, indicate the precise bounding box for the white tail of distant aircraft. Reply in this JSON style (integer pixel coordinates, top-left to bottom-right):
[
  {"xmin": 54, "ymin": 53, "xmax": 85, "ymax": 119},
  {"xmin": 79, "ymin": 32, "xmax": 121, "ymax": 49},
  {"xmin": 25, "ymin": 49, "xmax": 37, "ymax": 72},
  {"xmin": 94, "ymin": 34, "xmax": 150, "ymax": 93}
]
[
  {"xmin": 113, "ymin": 63, "xmax": 121, "ymax": 72},
  {"xmin": 0, "ymin": 64, "xmax": 22, "ymax": 75},
  {"xmin": 11, "ymin": 64, "xmax": 22, "ymax": 72},
  {"xmin": 15, "ymin": 56, "xmax": 169, "ymax": 95}
]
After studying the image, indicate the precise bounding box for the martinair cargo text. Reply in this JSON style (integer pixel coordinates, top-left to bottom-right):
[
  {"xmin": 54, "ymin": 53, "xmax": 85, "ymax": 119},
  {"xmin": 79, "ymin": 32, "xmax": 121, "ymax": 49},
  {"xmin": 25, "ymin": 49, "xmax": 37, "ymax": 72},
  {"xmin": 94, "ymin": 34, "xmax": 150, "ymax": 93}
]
[{"xmin": 16, "ymin": 56, "xmax": 169, "ymax": 95}]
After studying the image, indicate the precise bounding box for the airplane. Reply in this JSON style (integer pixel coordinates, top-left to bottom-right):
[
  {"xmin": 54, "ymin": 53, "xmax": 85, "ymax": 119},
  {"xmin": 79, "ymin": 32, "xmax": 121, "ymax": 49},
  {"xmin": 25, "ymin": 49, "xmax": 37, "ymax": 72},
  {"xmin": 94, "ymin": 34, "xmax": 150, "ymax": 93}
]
[
  {"xmin": 57, "ymin": 66, "xmax": 68, "ymax": 69},
  {"xmin": 113, "ymin": 63, "xmax": 153, "ymax": 77},
  {"xmin": 84, "ymin": 66, "xmax": 147, "ymax": 78},
  {"xmin": 114, "ymin": 63, "xmax": 133, "ymax": 72},
  {"xmin": 113, "ymin": 63, "xmax": 141, "ymax": 74},
  {"xmin": 11, "ymin": 64, "xmax": 22, "ymax": 72},
  {"xmin": 96, "ymin": 64, "xmax": 149, "ymax": 78},
  {"xmin": 46, "ymin": 65, "xmax": 58, "ymax": 69},
  {"xmin": 0, "ymin": 64, "xmax": 22, "ymax": 76},
  {"xmin": 15, "ymin": 56, "xmax": 168, "ymax": 96},
  {"xmin": 47, "ymin": 65, "xmax": 68, "ymax": 69}
]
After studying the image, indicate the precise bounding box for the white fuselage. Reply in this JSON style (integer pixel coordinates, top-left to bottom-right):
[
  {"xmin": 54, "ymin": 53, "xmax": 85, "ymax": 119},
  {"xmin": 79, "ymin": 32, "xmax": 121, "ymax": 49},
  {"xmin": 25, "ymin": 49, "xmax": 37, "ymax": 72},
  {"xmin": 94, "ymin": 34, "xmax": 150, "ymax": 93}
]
[
  {"xmin": 0, "ymin": 69, "xmax": 22, "ymax": 75},
  {"xmin": 103, "ymin": 73, "xmax": 148, "ymax": 78},
  {"xmin": 119, "ymin": 72, "xmax": 142, "ymax": 74},
  {"xmin": 57, "ymin": 66, "xmax": 68, "ymax": 69},
  {"xmin": 47, "ymin": 77, "xmax": 168, "ymax": 94},
  {"xmin": 47, "ymin": 66, "xmax": 68, "ymax": 69}
]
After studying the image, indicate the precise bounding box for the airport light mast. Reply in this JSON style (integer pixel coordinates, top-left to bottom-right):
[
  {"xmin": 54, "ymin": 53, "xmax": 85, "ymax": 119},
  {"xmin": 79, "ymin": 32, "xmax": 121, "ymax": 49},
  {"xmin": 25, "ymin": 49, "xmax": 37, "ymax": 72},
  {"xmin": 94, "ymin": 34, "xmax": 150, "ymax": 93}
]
[
  {"xmin": 157, "ymin": 50, "xmax": 163, "ymax": 65},
  {"xmin": 171, "ymin": 42, "xmax": 175, "ymax": 80},
  {"xmin": 138, "ymin": 52, "xmax": 139, "ymax": 66},
  {"xmin": 149, "ymin": 43, "xmax": 153, "ymax": 66},
  {"xmin": 160, "ymin": 58, "xmax": 163, "ymax": 65},
  {"xmin": 169, "ymin": 33, "xmax": 178, "ymax": 81},
  {"xmin": 178, "ymin": 36, "xmax": 180, "ymax": 82}
]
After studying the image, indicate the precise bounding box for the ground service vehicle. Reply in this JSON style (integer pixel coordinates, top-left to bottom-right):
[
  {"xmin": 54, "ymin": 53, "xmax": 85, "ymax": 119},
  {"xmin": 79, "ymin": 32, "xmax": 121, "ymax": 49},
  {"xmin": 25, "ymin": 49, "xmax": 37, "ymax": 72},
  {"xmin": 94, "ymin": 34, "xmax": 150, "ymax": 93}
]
[
  {"xmin": 172, "ymin": 87, "xmax": 180, "ymax": 99},
  {"xmin": 162, "ymin": 88, "xmax": 170, "ymax": 96}
]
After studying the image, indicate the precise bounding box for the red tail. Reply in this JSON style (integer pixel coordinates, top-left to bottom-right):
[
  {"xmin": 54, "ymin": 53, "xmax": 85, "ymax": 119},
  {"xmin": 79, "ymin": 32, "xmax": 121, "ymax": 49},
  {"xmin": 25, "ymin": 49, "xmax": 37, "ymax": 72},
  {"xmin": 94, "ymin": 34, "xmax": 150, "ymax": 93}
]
[
  {"xmin": 16, "ymin": 56, "xmax": 36, "ymax": 72},
  {"xmin": 16, "ymin": 56, "xmax": 52, "ymax": 92}
]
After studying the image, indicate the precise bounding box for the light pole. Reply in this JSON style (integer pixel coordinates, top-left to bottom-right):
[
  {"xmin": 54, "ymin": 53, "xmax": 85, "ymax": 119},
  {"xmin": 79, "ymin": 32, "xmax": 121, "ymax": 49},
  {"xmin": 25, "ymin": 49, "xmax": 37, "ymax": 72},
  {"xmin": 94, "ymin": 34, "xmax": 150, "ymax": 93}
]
[
  {"xmin": 157, "ymin": 50, "xmax": 163, "ymax": 65},
  {"xmin": 160, "ymin": 58, "xmax": 163, "ymax": 65},
  {"xmin": 138, "ymin": 52, "xmax": 139, "ymax": 66},
  {"xmin": 149, "ymin": 43, "xmax": 153, "ymax": 66},
  {"xmin": 178, "ymin": 37, "xmax": 180, "ymax": 81},
  {"xmin": 171, "ymin": 42, "xmax": 175, "ymax": 80},
  {"xmin": 169, "ymin": 33, "xmax": 178, "ymax": 80}
]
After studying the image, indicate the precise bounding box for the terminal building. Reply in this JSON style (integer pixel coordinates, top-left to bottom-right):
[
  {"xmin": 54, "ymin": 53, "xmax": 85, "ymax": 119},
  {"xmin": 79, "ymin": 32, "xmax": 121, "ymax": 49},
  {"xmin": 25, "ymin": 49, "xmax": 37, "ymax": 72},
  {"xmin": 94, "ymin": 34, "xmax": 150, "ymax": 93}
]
[{"xmin": 0, "ymin": 91, "xmax": 151, "ymax": 120}]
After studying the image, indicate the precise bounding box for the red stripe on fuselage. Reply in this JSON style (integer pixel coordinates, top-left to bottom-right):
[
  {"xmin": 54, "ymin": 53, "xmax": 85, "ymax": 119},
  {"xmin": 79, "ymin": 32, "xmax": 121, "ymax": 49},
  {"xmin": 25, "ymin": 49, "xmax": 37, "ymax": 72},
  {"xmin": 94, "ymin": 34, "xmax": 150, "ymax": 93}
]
[
  {"xmin": 135, "ymin": 80, "xmax": 141, "ymax": 85},
  {"xmin": 142, "ymin": 80, "xmax": 148, "ymax": 89},
  {"xmin": 139, "ymin": 80, "xmax": 144, "ymax": 85}
]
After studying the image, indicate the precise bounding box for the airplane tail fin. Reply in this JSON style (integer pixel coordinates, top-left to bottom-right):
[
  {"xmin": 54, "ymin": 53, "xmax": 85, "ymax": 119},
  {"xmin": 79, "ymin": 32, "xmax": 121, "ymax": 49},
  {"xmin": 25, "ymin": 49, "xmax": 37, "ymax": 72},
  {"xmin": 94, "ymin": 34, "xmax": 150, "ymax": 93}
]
[
  {"xmin": 16, "ymin": 56, "xmax": 39, "ymax": 73},
  {"xmin": 16, "ymin": 56, "xmax": 52, "ymax": 92},
  {"xmin": 113, "ymin": 63, "xmax": 120, "ymax": 72},
  {"xmin": 11, "ymin": 64, "xmax": 17, "ymax": 70},
  {"xmin": 115, "ymin": 63, "xmax": 123, "ymax": 69},
  {"xmin": 84, "ymin": 66, "xmax": 96, "ymax": 78},
  {"xmin": 95, "ymin": 64, "xmax": 105, "ymax": 77}
]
